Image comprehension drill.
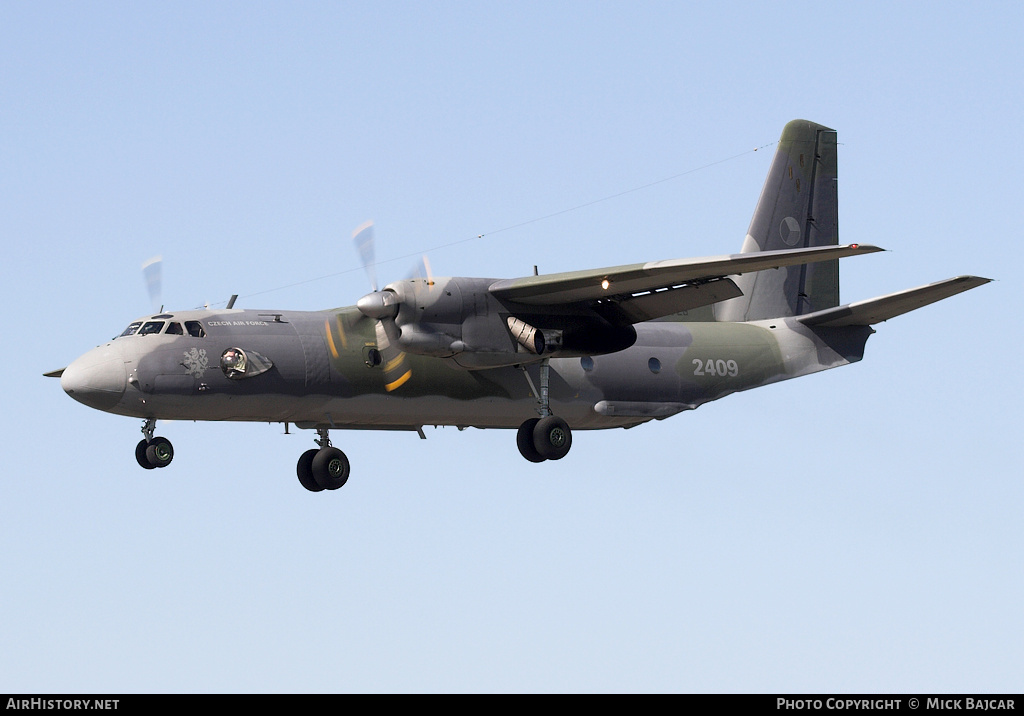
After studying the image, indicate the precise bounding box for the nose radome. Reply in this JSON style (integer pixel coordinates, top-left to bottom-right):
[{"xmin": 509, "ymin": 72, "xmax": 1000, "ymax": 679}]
[{"xmin": 61, "ymin": 346, "xmax": 127, "ymax": 411}]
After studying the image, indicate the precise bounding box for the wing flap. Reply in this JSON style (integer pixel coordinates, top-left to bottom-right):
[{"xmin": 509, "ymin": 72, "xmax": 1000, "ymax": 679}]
[
  {"xmin": 489, "ymin": 243, "xmax": 882, "ymax": 306},
  {"xmin": 798, "ymin": 276, "xmax": 992, "ymax": 327},
  {"xmin": 606, "ymin": 277, "xmax": 743, "ymax": 323}
]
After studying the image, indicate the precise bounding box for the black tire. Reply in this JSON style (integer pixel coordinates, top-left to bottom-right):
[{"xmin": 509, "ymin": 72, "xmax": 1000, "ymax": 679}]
[
  {"xmin": 135, "ymin": 439, "xmax": 156, "ymax": 469},
  {"xmin": 145, "ymin": 436, "xmax": 174, "ymax": 468},
  {"xmin": 296, "ymin": 449, "xmax": 323, "ymax": 492},
  {"xmin": 533, "ymin": 416, "xmax": 571, "ymax": 460},
  {"xmin": 311, "ymin": 447, "xmax": 350, "ymax": 490},
  {"xmin": 517, "ymin": 418, "xmax": 546, "ymax": 463}
]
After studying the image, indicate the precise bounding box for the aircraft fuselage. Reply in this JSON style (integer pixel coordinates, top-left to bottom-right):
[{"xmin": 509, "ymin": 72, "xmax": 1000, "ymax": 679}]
[{"xmin": 61, "ymin": 306, "xmax": 873, "ymax": 432}]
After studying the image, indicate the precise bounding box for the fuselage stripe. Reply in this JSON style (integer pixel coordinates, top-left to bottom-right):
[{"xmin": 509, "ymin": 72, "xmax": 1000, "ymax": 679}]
[
  {"xmin": 334, "ymin": 315, "xmax": 348, "ymax": 350},
  {"xmin": 385, "ymin": 370, "xmax": 412, "ymax": 392},
  {"xmin": 324, "ymin": 320, "xmax": 339, "ymax": 359}
]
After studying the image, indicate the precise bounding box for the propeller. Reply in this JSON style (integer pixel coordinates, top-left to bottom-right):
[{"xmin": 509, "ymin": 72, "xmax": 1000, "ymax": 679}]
[
  {"xmin": 352, "ymin": 221, "xmax": 413, "ymax": 392},
  {"xmin": 142, "ymin": 256, "xmax": 163, "ymax": 312},
  {"xmin": 405, "ymin": 254, "xmax": 433, "ymax": 284},
  {"xmin": 352, "ymin": 220, "xmax": 378, "ymax": 292},
  {"xmin": 356, "ymin": 290, "xmax": 412, "ymax": 391}
]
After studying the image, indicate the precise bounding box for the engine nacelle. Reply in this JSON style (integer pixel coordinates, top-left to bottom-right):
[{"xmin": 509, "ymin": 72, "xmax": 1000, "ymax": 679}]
[
  {"xmin": 383, "ymin": 276, "xmax": 636, "ymax": 369},
  {"xmin": 396, "ymin": 324, "xmax": 461, "ymax": 357}
]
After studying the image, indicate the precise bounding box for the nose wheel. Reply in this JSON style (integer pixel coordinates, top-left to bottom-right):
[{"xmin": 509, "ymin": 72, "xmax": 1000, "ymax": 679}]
[
  {"xmin": 135, "ymin": 419, "xmax": 174, "ymax": 469},
  {"xmin": 296, "ymin": 428, "xmax": 350, "ymax": 492}
]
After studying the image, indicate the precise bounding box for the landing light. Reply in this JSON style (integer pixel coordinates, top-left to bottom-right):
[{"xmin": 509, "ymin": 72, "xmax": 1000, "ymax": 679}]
[{"xmin": 601, "ymin": 279, "xmax": 610, "ymax": 290}]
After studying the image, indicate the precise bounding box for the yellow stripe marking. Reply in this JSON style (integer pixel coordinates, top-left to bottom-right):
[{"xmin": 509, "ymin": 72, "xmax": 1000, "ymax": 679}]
[
  {"xmin": 385, "ymin": 369, "xmax": 412, "ymax": 392},
  {"xmin": 324, "ymin": 320, "xmax": 339, "ymax": 358},
  {"xmin": 384, "ymin": 355, "xmax": 406, "ymax": 373},
  {"xmin": 335, "ymin": 315, "xmax": 348, "ymax": 350}
]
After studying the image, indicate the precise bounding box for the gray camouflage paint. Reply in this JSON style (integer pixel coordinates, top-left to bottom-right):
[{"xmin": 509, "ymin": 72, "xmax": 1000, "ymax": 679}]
[
  {"xmin": 56, "ymin": 119, "xmax": 985, "ymax": 448},
  {"xmin": 60, "ymin": 303, "xmax": 871, "ymax": 432}
]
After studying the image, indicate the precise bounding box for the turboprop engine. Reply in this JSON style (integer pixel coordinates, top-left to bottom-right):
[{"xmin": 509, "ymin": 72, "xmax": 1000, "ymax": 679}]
[{"xmin": 355, "ymin": 276, "xmax": 636, "ymax": 371}]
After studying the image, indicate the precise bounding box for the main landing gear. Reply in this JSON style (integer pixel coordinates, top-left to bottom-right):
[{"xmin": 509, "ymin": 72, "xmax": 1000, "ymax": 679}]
[
  {"xmin": 296, "ymin": 428, "xmax": 350, "ymax": 492},
  {"xmin": 136, "ymin": 418, "xmax": 174, "ymax": 469},
  {"xmin": 516, "ymin": 359, "xmax": 572, "ymax": 463}
]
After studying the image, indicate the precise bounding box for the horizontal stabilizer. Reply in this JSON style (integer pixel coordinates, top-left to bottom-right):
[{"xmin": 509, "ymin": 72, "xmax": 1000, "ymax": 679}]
[{"xmin": 798, "ymin": 276, "xmax": 992, "ymax": 327}]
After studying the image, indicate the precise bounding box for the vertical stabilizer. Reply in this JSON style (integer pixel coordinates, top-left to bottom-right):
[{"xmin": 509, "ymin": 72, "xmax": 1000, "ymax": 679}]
[{"xmin": 716, "ymin": 120, "xmax": 840, "ymax": 322}]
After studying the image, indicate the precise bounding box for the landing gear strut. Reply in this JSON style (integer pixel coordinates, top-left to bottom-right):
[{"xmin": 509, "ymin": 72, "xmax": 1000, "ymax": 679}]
[
  {"xmin": 516, "ymin": 360, "xmax": 572, "ymax": 463},
  {"xmin": 135, "ymin": 418, "xmax": 174, "ymax": 469},
  {"xmin": 296, "ymin": 428, "xmax": 350, "ymax": 492}
]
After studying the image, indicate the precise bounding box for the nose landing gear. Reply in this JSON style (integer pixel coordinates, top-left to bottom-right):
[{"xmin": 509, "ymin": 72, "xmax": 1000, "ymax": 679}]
[
  {"xmin": 296, "ymin": 428, "xmax": 350, "ymax": 492},
  {"xmin": 135, "ymin": 418, "xmax": 174, "ymax": 469}
]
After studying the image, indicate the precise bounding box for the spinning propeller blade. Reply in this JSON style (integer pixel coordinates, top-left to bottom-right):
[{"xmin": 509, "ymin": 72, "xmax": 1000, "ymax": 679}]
[
  {"xmin": 352, "ymin": 220, "xmax": 377, "ymax": 292},
  {"xmin": 352, "ymin": 221, "xmax": 413, "ymax": 391},
  {"xmin": 142, "ymin": 256, "xmax": 163, "ymax": 312},
  {"xmin": 405, "ymin": 254, "xmax": 433, "ymax": 284},
  {"xmin": 374, "ymin": 317, "xmax": 412, "ymax": 392}
]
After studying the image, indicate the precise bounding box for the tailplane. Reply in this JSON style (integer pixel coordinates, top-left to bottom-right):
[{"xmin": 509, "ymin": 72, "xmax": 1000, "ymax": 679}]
[
  {"xmin": 716, "ymin": 119, "xmax": 840, "ymax": 321},
  {"xmin": 798, "ymin": 276, "xmax": 992, "ymax": 328}
]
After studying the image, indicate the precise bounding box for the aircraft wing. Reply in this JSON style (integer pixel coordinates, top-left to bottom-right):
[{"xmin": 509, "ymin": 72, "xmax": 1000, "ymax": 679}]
[
  {"xmin": 798, "ymin": 275, "xmax": 992, "ymax": 327},
  {"xmin": 489, "ymin": 243, "xmax": 882, "ymax": 322}
]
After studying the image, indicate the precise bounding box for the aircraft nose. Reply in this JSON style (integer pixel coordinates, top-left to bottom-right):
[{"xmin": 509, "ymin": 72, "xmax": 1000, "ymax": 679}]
[{"xmin": 61, "ymin": 346, "xmax": 127, "ymax": 411}]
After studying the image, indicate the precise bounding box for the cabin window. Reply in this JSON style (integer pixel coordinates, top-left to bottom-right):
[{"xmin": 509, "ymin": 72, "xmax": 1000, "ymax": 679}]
[
  {"xmin": 220, "ymin": 347, "xmax": 274, "ymax": 379},
  {"xmin": 580, "ymin": 356, "xmax": 594, "ymax": 372},
  {"xmin": 648, "ymin": 357, "xmax": 661, "ymax": 374},
  {"xmin": 185, "ymin": 321, "xmax": 206, "ymax": 338},
  {"xmin": 221, "ymin": 348, "xmax": 248, "ymax": 378}
]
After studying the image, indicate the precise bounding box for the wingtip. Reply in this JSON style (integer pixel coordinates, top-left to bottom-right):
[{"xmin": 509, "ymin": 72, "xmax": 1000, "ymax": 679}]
[
  {"xmin": 955, "ymin": 275, "xmax": 994, "ymax": 285},
  {"xmin": 848, "ymin": 243, "xmax": 885, "ymax": 253}
]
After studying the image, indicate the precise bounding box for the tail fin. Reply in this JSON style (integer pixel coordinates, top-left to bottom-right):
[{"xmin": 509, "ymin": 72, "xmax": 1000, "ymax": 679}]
[{"xmin": 716, "ymin": 119, "xmax": 840, "ymax": 322}]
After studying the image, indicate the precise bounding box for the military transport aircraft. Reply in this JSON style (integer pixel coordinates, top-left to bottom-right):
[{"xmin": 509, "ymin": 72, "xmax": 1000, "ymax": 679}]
[{"xmin": 47, "ymin": 120, "xmax": 990, "ymax": 492}]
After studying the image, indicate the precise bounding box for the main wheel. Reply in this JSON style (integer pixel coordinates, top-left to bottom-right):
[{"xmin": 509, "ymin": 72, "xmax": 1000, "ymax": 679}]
[
  {"xmin": 533, "ymin": 416, "xmax": 571, "ymax": 460},
  {"xmin": 311, "ymin": 447, "xmax": 350, "ymax": 490},
  {"xmin": 296, "ymin": 448, "xmax": 323, "ymax": 492},
  {"xmin": 517, "ymin": 418, "xmax": 546, "ymax": 463},
  {"xmin": 135, "ymin": 440, "xmax": 156, "ymax": 469},
  {"xmin": 144, "ymin": 436, "xmax": 174, "ymax": 468}
]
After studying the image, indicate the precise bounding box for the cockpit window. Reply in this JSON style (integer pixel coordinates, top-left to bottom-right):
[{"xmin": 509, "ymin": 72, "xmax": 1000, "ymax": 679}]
[
  {"xmin": 118, "ymin": 319, "xmax": 204, "ymax": 339},
  {"xmin": 139, "ymin": 321, "xmax": 165, "ymax": 336},
  {"xmin": 119, "ymin": 322, "xmax": 143, "ymax": 338}
]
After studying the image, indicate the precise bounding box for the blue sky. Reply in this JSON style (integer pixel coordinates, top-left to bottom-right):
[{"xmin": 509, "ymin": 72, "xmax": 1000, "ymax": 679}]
[{"xmin": 2, "ymin": 1, "xmax": 1021, "ymax": 693}]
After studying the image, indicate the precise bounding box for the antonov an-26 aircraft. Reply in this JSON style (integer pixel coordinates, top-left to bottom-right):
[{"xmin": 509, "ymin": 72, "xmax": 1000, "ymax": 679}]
[{"xmin": 48, "ymin": 120, "xmax": 990, "ymax": 492}]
